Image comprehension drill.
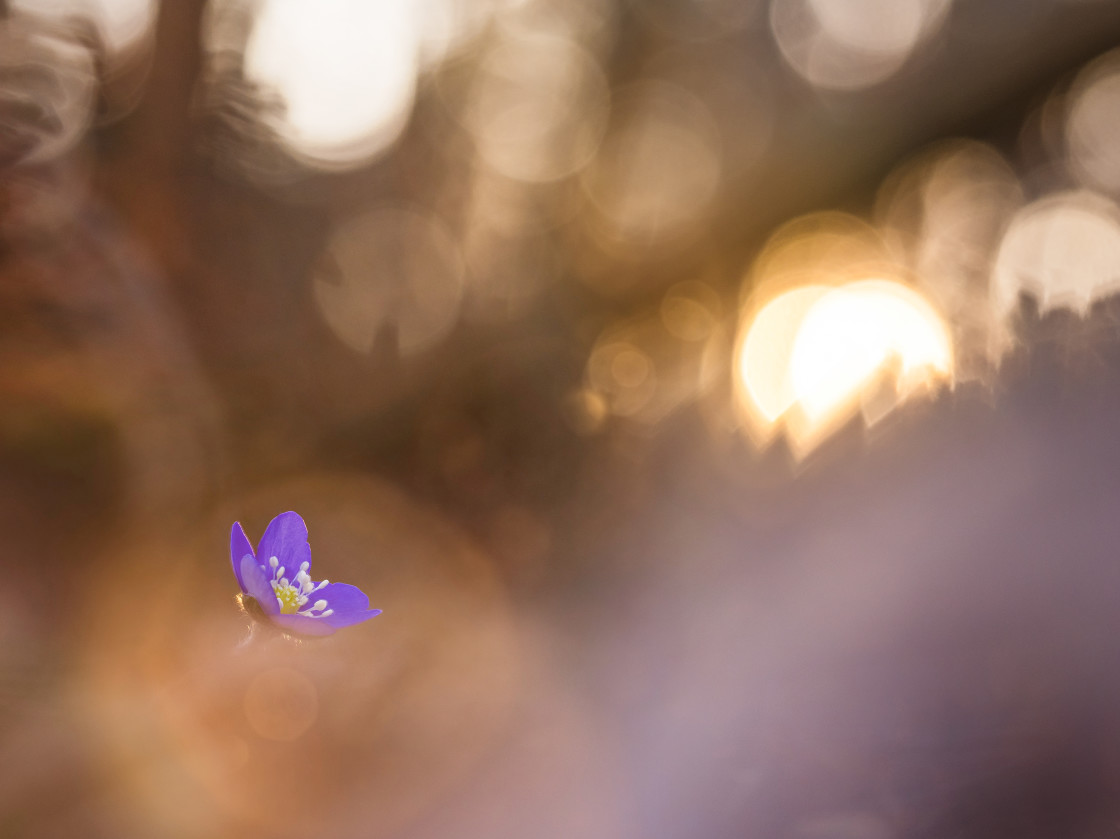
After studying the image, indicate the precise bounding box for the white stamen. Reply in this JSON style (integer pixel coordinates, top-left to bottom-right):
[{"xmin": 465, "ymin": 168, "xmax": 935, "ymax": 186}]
[
  {"xmin": 280, "ymin": 577, "xmax": 289, "ymax": 587},
  {"xmin": 300, "ymin": 561, "xmax": 309, "ymax": 571},
  {"xmin": 313, "ymin": 580, "xmax": 328, "ymax": 592},
  {"xmin": 313, "ymin": 599, "xmax": 327, "ymax": 611},
  {"xmin": 269, "ymin": 556, "xmax": 278, "ymax": 568},
  {"xmin": 320, "ymin": 609, "xmax": 333, "ymax": 617},
  {"xmin": 276, "ymin": 567, "xmax": 285, "ymax": 579}
]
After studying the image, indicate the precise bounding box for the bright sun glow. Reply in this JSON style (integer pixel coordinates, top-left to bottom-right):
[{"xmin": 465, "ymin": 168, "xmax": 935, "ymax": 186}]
[
  {"xmin": 739, "ymin": 285, "xmax": 831, "ymax": 426},
  {"xmin": 790, "ymin": 280, "xmax": 952, "ymax": 418},
  {"xmin": 738, "ymin": 279, "xmax": 953, "ymax": 453}
]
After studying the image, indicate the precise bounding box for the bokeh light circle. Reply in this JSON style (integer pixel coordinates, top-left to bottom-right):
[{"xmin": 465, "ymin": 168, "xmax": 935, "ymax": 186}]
[
  {"xmin": 581, "ymin": 81, "xmax": 721, "ymax": 250},
  {"xmin": 770, "ymin": 0, "xmax": 951, "ymax": 91},
  {"xmin": 313, "ymin": 207, "xmax": 465, "ymax": 356},
  {"xmin": 244, "ymin": 0, "xmax": 420, "ymax": 170},
  {"xmin": 994, "ymin": 190, "xmax": 1120, "ymax": 318},
  {"xmin": 1067, "ymin": 50, "xmax": 1120, "ymax": 194},
  {"xmin": 464, "ymin": 31, "xmax": 610, "ymax": 183}
]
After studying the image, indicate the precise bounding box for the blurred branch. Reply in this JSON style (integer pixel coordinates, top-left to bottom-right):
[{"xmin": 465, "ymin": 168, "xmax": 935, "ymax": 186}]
[{"xmin": 123, "ymin": 0, "xmax": 207, "ymax": 169}]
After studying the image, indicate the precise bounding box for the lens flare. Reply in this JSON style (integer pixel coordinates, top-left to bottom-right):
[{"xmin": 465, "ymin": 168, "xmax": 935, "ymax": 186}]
[
  {"xmin": 737, "ymin": 280, "xmax": 953, "ymax": 454},
  {"xmin": 790, "ymin": 280, "xmax": 952, "ymax": 420},
  {"xmin": 738, "ymin": 285, "xmax": 831, "ymax": 430}
]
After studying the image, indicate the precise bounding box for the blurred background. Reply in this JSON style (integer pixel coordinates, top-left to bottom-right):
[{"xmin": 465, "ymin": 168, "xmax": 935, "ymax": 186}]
[{"xmin": 4, "ymin": 0, "xmax": 1120, "ymax": 836}]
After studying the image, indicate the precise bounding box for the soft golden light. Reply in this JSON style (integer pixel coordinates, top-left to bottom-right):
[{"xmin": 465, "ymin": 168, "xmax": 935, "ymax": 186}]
[
  {"xmin": 737, "ymin": 279, "xmax": 952, "ymax": 455},
  {"xmin": 738, "ymin": 285, "xmax": 831, "ymax": 430},
  {"xmin": 789, "ymin": 280, "xmax": 952, "ymax": 420}
]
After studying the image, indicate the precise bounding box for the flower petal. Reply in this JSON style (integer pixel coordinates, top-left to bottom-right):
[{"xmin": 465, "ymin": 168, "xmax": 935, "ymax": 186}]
[
  {"xmin": 321, "ymin": 607, "xmax": 382, "ymax": 629},
  {"xmin": 270, "ymin": 613, "xmax": 337, "ymax": 637},
  {"xmin": 256, "ymin": 512, "xmax": 313, "ymax": 575},
  {"xmin": 230, "ymin": 521, "xmax": 255, "ymax": 593},
  {"xmin": 310, "ymin": 582, "xmax": 382, "ymax": 629},
  {"xmin": 240, "ymin": 554, "xmax": 280, "ymax": 615},
  {"xmin": 309, "ymin": 581, "xmax": 368, "ymax": 611}
]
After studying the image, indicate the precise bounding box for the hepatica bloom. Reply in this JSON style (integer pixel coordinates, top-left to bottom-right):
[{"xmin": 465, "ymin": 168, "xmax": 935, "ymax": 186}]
[{"xmin": 231, "ymin": 511, "xmax": 381, "ymax": 637}]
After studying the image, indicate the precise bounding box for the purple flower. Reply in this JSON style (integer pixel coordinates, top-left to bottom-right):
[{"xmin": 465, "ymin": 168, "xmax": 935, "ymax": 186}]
[{"xmin": 231, "ymin": 511, "xmax": 381, "ymax": 637}]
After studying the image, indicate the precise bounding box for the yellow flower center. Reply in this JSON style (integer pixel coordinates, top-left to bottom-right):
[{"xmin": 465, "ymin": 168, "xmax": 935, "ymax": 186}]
[
  {"xmin": 274, "ymin": 581, "xmax": 302, "ymax": 614},
  {"xmin": 266, "ymin": 555, "xmax": 334, "ymax": 619}
]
